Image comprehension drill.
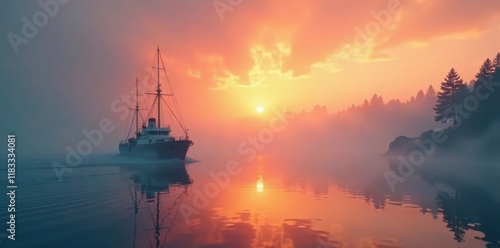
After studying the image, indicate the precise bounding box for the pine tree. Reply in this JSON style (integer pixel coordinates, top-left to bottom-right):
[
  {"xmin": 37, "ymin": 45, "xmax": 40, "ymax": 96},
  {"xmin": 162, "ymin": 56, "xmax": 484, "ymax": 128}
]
[
  {"xmin": 426, "ymin": 85, "xmax": 436, "ymax": 98},
  {"xmin": 434, "ymin": 68, "xmax": 467, "ymax": 125},
  {"xmin": 473, "ymin": 58, "xmax": 494, "ymax": 90},
  {"xmin": 493, "ymin": 53, "xmax": 500, "ymax": 69},
  {"xmin": 369, "ymin": 94, "xmax": 384, "ymax": 106},
  {"xmin": 362, "ymin": 99, "xmax": 369, "ymax": 108},
  {"xmin": 416, "ymin": 90, "xmax": 425, "ymax": 101},
  {"xmin": 387, "ymin": 99, "xmax": 402, "ymax": 106}
]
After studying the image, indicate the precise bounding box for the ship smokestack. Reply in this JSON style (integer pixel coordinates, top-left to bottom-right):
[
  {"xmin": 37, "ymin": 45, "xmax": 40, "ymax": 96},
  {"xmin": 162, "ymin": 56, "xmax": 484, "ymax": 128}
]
[{"xmin": 148, "ymin": 118, "xmax": 156, "ymax": 128}]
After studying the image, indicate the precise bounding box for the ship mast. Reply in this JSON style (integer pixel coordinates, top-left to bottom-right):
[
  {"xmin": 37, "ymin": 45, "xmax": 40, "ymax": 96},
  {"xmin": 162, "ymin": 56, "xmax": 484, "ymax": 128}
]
[
  {"xmin": 135, "ymin": 78, "xmax": 139, "ymax": 136},
  {"xmin": 156, "ymin": 47, "xmax": 161, "ymax": 128},
  {"xmin": 146, "ymin": 46, "xmax": 190, "ymax": 139}
]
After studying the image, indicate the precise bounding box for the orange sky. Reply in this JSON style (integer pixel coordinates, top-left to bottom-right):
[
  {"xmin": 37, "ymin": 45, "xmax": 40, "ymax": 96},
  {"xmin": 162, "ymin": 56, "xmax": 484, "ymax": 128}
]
[
  {"xmin": 101, "ymin": 0, "xmax": 500, "ymax": 117},
  {"xmin": 5, "ymin": 0, "xmax": 500, "ymax": 117},
  {"xmin": 2, "ymin": 0, "xmax": 500, "ymax": 154}
]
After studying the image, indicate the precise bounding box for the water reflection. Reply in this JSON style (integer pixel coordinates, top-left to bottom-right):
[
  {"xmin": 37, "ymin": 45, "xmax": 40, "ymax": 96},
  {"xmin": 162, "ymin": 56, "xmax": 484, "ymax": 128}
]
[
  {"xmin": 122, "ymin": 162, "xmax": 192, "ymax": 248},
  {"xmin": 16, "ymin": 154, "xmax": 500, "ymax": 247},
  {"xmin": 256, "ymin": 175, "xmax": 264, "ymax": 193},
  {"xmin": 387, "ymin": 159, "xmax": 500, "ymax": 247},
  {"xmin": 435, "ymin": 182, "xmax": 500, "ymax": 247},
  {"xmin": 157, "ymin": 155, "xmax": 413, "ymax": 248},
  {"xmin": 256, "ymin": 157, "xmax": 265, "ymax": 193},
  {"xmin": 116, "ymin": 155, "xmax": 500, "ymax": 247}
]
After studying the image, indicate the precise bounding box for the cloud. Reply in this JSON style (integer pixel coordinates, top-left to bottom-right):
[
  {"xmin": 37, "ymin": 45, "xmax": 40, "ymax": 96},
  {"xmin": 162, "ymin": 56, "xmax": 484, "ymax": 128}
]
[
  {"xmin": 210, "ymin": 70, "xmax": 265, "ymax": 90},
  {"xmin": 156, "ymin": 0, "xmax": 499, "ymax": 88},
  {"xmin": 5, "ymin": 0, "xmax": 500, "ymax": 92},
  {"xmin": 376, "ymin": 0, "xmax": 500, "ymax": 49}
]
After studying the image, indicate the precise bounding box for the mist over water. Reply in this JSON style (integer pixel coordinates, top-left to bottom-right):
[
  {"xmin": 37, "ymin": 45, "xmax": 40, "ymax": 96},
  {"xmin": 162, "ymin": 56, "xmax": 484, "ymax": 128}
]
[
  {"xmin": 3, "ymin": 71, "xmax": 500, "ymax": 246},
  {"xmin": 2, "ymin": 148, "xmax": 499, "ymax": 247},
  {"xmin": 2, "ymin": 1, "xmax": 500, "ymax": 247},
  {"xmin": 2, "ymin": 78, "xmax": 500, "ymax": 247}
]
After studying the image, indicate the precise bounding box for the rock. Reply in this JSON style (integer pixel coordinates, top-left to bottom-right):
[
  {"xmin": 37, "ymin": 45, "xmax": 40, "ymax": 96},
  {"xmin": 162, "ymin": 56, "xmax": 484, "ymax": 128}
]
[{"xmin": 386, "ymin": 135, "xmax": 417, "ymax": 156}]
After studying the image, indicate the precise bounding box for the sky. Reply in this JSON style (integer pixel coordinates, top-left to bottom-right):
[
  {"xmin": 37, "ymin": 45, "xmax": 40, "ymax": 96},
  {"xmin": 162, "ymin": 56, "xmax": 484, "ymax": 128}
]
[{"xmin": 1, "ymin": 0, "xmax": 500, "ymax": 156}]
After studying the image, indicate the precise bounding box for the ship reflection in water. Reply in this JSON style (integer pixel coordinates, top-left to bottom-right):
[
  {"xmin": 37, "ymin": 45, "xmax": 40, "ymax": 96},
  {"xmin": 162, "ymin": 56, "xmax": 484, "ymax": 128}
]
[
  {"xmin": 5, "ymin": 154, "xmax": 500, "ymax": 247},
  {"xmin": 123, "ymin": 162, "xmax": 192, "ymax": 248},
  {"xmin": 120, "ymin": 155, "xmax": 500, "ymax": 248}
]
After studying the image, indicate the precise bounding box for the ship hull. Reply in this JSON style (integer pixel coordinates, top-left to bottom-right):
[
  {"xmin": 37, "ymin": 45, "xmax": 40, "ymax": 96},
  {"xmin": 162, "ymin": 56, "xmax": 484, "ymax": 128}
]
[{"xmin": 119, "ymin": 140, "xmax": 193, "ymax": 160}]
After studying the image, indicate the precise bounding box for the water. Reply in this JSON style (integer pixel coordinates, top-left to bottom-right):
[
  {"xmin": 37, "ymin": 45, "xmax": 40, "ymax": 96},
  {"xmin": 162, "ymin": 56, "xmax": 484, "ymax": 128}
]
[{"xmin": 0, "ymin": 153, "xmax": 498, "ymax": 248}]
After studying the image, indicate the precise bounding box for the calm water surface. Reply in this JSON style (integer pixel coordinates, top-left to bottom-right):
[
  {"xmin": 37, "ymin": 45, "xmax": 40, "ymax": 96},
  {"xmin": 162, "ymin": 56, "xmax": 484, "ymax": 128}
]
[{"xmin": 0, "ymin": 153, "xmax": 498, "ymax": 248}]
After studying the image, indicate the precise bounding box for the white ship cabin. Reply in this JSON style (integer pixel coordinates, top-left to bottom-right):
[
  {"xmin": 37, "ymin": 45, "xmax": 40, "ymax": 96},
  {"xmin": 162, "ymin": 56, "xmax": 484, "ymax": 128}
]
[{"xmin": 136, "ymin": 118, "xmax": 174, "ymax": 144}]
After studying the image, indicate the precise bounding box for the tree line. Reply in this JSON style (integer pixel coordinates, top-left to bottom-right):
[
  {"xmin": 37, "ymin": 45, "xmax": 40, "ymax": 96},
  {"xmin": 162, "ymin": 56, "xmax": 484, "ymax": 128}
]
[{"xmin": 434, "ymin": 53, "xmax": 500, "ymax": 125}]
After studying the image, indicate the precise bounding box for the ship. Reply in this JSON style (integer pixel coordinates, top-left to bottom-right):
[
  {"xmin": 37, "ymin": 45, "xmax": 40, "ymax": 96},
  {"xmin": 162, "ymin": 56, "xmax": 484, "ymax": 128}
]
[{"xmin": 119, "ymin": 47, "xmax": 193, "ymax": 160}]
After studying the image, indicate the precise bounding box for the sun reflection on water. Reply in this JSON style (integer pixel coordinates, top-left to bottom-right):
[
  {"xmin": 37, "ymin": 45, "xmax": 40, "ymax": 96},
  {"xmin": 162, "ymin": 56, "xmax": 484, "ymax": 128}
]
[{"xmin": 256, "ymin": 176, "xmax": 264, "ymax": 192}]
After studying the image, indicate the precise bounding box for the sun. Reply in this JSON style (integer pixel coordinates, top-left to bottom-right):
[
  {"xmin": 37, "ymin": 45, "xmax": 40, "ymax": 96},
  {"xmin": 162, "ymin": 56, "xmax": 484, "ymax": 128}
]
[{"xmin": 256, "ymin": 106, "xmax": 264, "ymax": 113}]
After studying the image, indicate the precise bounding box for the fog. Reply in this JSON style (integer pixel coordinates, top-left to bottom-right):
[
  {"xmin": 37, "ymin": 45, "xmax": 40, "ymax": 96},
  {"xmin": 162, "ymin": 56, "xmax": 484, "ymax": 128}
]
[
  {"xmin": 0, "ymin": 1, "xmax": 496, "ymax": 163},
  {"xmin": 3, "ymin": 2, "xmax": 500, "ymax": 247}
]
